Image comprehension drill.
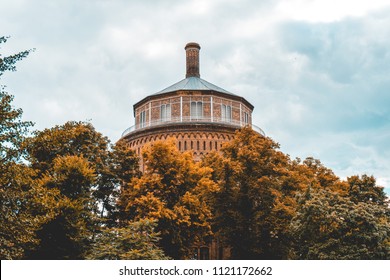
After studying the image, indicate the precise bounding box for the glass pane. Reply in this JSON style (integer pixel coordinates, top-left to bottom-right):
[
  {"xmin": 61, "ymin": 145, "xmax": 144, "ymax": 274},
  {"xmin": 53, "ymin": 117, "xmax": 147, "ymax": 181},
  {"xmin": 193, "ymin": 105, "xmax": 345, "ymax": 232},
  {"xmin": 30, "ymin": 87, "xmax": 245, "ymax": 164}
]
[
  {"xmin": 221, "ymin": 104, "xmax": 226, "ymax": 121},
  {"xmin": 140, "ymin": 111, "xmax": 146, "ymax": 128},
  {"xmin": 197, "ymin": 102, "xmax": 202, "ymax": 118},
  {"xmin": 161, "ymin": 105, "xmax": 166, "ymax": 121},
  {"xmin": 166, "ymin": 104, "xmax": 171, "ymax": 120},
  {"xmin": 191, "ymin": 102, "xmax": 196, "ymax": 118}
]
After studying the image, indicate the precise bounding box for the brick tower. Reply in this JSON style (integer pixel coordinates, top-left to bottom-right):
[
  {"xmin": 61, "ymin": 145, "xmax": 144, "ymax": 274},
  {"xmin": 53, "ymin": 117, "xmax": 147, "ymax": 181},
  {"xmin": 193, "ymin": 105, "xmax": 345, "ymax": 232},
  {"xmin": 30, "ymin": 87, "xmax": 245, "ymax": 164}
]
[
  {"xmin": 121, "ymin": 42, "xmax": 264, "ymax": 166},
  {"xmin": 120, "ymin": 42, "xmax": 264, "ymax": 259}
]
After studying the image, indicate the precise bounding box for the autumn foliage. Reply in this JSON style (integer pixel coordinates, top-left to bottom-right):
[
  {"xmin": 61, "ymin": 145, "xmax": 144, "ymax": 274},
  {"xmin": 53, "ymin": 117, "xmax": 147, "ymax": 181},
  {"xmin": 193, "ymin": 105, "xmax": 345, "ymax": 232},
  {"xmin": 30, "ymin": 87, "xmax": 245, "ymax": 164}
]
[
  {"xmin": 119, "ymin": 139, "xmax": 218, "ymax": 259},
  {"xmin": 1, "ymin": 37, "xmax": 389, "ymax": 260},
  {"xmin": 203, "ymin": 128, "xmax": 389, "ymax": 259}
]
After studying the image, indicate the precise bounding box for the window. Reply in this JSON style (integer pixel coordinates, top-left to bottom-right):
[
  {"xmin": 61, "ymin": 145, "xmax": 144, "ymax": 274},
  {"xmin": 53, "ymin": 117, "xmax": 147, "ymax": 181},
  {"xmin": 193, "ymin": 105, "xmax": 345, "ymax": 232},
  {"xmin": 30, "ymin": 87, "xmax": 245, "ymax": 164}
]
[
  {"xmin": 221, "ymin": 104, "xmax": 232, "ymax": 122},
  {"xmin": 244, "ymin": 112, "xmax": 249, "ymax": 124},
  {"xmin": 191, "ymin": 101, "xmax": 203, "ymax": 119},
  {"xmin": 161, "ymin": 104, "xmax": 171, "ymax": 122},
  {"xmin": 140, "ymin": 111, "xmax": 146, "ymax": 128}
]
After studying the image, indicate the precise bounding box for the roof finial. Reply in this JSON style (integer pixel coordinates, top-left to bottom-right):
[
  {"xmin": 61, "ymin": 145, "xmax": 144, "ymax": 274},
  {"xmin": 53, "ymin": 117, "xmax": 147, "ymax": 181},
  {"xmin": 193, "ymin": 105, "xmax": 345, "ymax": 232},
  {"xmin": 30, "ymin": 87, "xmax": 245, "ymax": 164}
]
[{"xmin": 185, "ymin": 42, "xmax": 201, "ymax": 78}]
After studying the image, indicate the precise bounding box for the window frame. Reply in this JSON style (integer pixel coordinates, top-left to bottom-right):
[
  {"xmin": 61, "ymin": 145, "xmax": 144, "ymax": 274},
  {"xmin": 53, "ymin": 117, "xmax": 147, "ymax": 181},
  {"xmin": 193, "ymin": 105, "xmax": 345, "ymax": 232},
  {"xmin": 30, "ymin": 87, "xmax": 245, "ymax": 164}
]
[
  {"xmin": 191, "ymin": 101, "xmax": 203, "ymax": 120},
  {"xmin": 244, "ymin": 112, "xmax": 249, "ymax": 124},
  {"xmin": 221, "ymin": 104, "xmax": 232, "ymax": 122},
  {"xmin": 160, "ymin": 104, "xmax": 171, "ymax": 122},
  {"xmin": 140, "ymin": 110, "xmax": 146, "ymax": 128}
]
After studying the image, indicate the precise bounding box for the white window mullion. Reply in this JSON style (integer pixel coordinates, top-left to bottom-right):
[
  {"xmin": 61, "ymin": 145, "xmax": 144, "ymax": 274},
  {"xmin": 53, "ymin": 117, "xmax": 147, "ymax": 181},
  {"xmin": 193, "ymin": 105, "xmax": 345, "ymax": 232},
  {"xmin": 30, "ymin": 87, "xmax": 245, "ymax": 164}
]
[
  {"xmin": 180, "ymin": 96, "xmax": 183, "ymax": 122},
  {"xmin": 211, "ymin": 96, "xmax": 213, "ymax": 122}
]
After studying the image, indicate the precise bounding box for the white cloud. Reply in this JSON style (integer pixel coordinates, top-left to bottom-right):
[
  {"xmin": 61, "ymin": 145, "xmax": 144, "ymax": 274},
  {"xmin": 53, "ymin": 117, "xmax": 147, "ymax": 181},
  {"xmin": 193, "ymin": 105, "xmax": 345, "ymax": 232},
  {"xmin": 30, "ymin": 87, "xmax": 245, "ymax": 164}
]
[
  {"xmin": 1, "ymin": 0, "xmax": 389, "ymax": 195},
  {"xmin": 276, "ymin": 0, "xmax": 390, "ymax": 22}
]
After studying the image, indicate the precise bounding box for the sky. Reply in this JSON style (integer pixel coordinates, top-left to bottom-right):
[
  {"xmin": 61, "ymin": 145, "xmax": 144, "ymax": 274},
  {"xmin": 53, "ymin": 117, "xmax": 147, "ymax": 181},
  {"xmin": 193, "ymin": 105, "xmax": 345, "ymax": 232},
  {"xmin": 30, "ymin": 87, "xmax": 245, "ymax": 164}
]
[{"xmin": 1, "ymin": 0, "xmax": 390, "ymax": 194}]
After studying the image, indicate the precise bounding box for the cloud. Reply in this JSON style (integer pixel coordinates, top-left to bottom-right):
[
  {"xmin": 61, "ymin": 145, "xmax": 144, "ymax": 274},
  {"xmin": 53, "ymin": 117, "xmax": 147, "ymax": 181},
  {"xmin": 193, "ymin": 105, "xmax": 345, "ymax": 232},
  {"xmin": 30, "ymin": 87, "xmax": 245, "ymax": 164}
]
[
  {"xmin": 276, "ymin": 0, "xmax": 390, "ymax": 22},
  {"xmin": 274, "ymin": 11, "xmax": 390, "ymax": 134},
  {"xmin": 261, "ymin": 11, "xmax": 390, "ymax": 195},
  {"xmin": 1, "ymin": 0, "xmax": 389, "ymax": 194}
]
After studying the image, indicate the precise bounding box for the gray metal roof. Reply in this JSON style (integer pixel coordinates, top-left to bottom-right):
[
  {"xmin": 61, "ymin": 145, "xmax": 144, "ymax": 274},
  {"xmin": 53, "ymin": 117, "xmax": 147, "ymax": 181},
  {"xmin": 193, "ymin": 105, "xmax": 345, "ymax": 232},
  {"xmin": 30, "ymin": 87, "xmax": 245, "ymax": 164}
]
[{"xmin": 155, "ymin": 76, "xmax": 235, "ymax": 95}]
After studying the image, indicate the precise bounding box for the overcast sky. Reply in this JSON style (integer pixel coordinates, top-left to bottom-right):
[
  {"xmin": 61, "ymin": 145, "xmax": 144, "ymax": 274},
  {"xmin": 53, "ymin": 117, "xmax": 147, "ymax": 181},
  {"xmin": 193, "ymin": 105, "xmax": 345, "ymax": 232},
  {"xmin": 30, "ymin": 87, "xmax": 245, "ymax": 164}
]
[{"xmin": 1, "ymin": 0, "xmax": 390, "ymax": 194}]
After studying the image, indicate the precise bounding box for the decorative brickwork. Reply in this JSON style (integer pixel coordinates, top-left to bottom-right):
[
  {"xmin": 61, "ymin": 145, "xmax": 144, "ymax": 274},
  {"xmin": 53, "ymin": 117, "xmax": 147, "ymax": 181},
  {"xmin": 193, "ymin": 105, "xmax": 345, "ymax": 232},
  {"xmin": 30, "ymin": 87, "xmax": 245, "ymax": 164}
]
[
  {"xmin": 125, "ymin": 90, "xmax": 256, "ymax": 164},
  {"xmin": 126, "ymin": 122, "xmax": 237, "ymax": 167}
]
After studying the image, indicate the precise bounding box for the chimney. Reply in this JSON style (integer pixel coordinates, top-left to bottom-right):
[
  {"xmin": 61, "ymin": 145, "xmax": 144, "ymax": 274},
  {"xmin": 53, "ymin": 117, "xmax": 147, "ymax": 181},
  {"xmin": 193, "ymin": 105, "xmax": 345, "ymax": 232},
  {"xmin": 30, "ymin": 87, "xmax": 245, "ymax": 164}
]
[{"xmin": 185, "ymin": 42, "xmax": 201, "ymax": 78}]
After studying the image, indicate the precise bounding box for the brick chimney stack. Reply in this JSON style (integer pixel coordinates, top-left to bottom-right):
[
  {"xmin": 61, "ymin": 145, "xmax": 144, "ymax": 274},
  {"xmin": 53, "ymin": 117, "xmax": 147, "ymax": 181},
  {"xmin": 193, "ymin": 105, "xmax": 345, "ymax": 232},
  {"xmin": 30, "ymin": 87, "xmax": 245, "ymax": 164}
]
[{"xmin": 185, "ymin": 42, "xmax": 201, "ymax": 78}]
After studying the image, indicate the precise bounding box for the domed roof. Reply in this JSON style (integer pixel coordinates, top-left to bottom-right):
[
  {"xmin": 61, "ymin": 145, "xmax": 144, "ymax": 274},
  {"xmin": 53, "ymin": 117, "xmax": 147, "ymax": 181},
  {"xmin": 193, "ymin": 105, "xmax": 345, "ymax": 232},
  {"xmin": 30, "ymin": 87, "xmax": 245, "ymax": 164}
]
[
  {"xmin": 153, "ymin": 42, "xmax": 232, "ymax": 95},
  {"xmin": 155, "ymin": 76, "xmax": 233, "ymax": 95},
  {"xmin": 134, "ymin": 42, "xmax": 253, "ymax": 110}
]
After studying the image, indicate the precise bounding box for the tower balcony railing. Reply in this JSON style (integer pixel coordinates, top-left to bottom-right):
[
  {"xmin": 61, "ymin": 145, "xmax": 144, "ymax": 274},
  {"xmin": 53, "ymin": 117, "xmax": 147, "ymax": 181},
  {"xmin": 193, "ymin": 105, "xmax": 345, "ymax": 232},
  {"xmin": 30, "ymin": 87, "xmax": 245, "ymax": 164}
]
[{"xmin": 121, "ymin": 116, "xmax": 265, "ymax": 138}]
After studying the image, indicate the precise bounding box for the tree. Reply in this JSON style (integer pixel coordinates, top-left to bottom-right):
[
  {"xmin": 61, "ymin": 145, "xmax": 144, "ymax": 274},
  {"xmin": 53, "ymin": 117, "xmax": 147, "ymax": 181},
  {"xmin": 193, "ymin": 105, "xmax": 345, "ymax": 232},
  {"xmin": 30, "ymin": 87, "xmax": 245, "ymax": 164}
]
[
  {"xmin": 24, "ymin": 121, "xmax": 109, "ymax": 173},
  {"xmin": 22, "ymin": 120, "xmax": 141, "ymax": 258},
  {"xmin": 347, "ymin": 175, "xmax": 388, "ymax": 206},
  {"xmin": 86, "ymin": 219, "xmax": 168, "ymax": 260},
  {"xmin": 1, "ymin": 36, "xmax": 34, "ymax": 163},
  {"xmin": 110, "ymin": 139, "xmax": 140, "ymax": 186},
  {"xmin": 26, "ymin": 155, "xmax": 98, "ymax": 259},
  {"xmin": 119, "ymin": 139, "xmax": 218, "ymax": 259},
  {"xmin": 0, "ymin": 36, "xmax": 43, "ymax": 259},
  {"xmin": 109, "ymin": 139, "xmax": 140, "ymax": 225},
  {"xmin": 0, "ymin": 36, "xmax": 32, "ymax": 78},
  {"xmin": 0, "ymin": 36, "xmax": 33, "ymax": 161},
  {"xmin": 205, "ymin": 127, "xmax": 294, "ymax": 259},
  {"xmin": 24, "ymin": 121, "xmax": 116, "ymax": 218},
  {"xmin": 289, "ymin": 188, "xmax": 390, "ymax": 259},
  {"xmin": 297, "ymin": 157, "xmax": 349, "ymax": 195},
  {"xmin": 0, "ymin": 163, "xmax": 58, "ymax": 259},
  {"xmin": 0, "ymin": 89, "xmax": 33, "ymax": 163}
]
